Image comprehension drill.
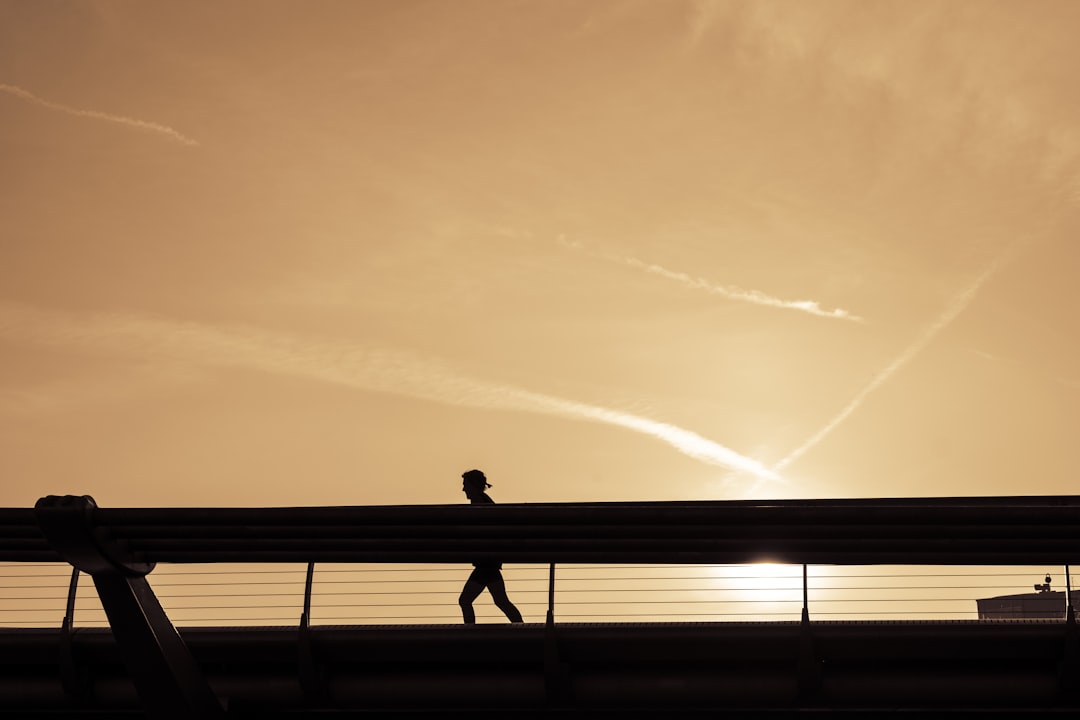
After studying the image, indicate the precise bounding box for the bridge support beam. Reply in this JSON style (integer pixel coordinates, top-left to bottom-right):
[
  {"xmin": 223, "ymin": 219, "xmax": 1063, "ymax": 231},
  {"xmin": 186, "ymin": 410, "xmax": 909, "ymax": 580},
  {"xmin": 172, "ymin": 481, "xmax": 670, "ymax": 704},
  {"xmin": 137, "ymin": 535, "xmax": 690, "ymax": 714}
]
[{"xmin": 35, "ymin": 495, "xmax": 224, "ymax": 720}]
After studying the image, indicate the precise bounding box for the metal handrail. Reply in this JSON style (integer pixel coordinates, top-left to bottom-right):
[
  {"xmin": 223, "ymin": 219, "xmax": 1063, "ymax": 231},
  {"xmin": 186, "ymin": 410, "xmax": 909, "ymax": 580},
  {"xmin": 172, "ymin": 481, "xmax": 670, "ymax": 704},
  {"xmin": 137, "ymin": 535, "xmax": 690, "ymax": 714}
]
[{"xmin": 5, "ymin": 496, "xmax": 1078, "ymax": 566}]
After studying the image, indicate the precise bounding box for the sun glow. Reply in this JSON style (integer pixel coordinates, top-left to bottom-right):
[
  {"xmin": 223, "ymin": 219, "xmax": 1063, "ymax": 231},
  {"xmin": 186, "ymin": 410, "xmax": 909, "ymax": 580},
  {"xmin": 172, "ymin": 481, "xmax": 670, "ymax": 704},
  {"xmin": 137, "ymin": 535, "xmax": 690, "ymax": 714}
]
[
  {"xmin": 737, "ymin": 562, "xmax": 804, "ymax": 598},
  {"xmin": 698, "ymin": 562, "xmax": 805, "ymax": 618}
]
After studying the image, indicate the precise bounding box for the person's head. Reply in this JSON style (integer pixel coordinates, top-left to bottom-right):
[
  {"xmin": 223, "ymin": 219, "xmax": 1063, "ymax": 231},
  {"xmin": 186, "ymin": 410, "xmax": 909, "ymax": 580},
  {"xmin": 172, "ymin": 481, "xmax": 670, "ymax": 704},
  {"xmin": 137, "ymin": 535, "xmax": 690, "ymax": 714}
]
[{"xmin": 461, "ymin": 469, "xmax": 490, "ymax": 499}]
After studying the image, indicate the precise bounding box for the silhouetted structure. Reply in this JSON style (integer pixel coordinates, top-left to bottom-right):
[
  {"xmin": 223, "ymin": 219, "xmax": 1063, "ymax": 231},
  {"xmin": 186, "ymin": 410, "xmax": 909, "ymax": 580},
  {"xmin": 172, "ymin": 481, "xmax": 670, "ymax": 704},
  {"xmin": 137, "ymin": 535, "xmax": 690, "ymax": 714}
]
[
  {"xmin": 978, "ymin": 573, "xmax": 1080, "ymax": 619},
  {"xmin": 4, "ymin": 494, "xmax": 1080, "ymax": 716},
  {"xmin": 457, "ymin": 469, "xmax": 523, "ymax": 623}
]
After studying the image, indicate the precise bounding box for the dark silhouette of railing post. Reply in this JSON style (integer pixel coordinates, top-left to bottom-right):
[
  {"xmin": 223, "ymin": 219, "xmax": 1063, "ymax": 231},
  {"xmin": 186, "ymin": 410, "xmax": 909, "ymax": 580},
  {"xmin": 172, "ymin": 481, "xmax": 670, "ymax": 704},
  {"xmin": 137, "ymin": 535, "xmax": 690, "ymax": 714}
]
[
  {"xmin": 302, "ymin": 561, "xmax": 315, "ymax": 624},
  {"xmin": 59, "ymin": 567, "xmax": 88, "ymax": 703},
  {"xmin": 546, "ymin": 562, "xmax": 556, "ymax": 626},
  {"xmin": 298, "ymin": 561, "xmax": 326, "ymax": 703},
  {"xmin": 798, "ymin": 563, "xmax": 821, "ymax": 700},
  {"xmin": 544, "ymin": 562, "xmax": 570, "ymax": 704},
  {"xmin": 1062, "ymin": 564, "xmax": 1079, "ymax": 697},
  {"xmin": 1067, "ymin": 565, "xmax": 1075, "ymax": 624},
  {"xmin": 34, "ymin": 495, "xmax": 224, "ymax": 720},
  {"xmin": 801, "ymin": 563, "xmax": 809, "ymax": 623}
]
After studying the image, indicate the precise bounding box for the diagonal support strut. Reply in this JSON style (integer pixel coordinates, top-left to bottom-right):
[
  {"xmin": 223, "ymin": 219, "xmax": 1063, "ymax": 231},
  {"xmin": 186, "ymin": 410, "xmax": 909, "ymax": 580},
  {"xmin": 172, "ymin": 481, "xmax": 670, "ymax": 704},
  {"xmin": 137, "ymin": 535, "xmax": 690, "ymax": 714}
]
[{"xmin": 35, "ymin": 495, "xmax": 224, "ymax": 720}]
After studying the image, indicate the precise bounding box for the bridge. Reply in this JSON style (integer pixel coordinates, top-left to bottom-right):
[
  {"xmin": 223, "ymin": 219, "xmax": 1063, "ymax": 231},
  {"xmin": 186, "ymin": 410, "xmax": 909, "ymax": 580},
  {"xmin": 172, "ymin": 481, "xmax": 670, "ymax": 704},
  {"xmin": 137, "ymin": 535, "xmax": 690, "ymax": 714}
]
[{"xmin": 2, "ymin": 495, "xmax": 1079, "ymax": 717}]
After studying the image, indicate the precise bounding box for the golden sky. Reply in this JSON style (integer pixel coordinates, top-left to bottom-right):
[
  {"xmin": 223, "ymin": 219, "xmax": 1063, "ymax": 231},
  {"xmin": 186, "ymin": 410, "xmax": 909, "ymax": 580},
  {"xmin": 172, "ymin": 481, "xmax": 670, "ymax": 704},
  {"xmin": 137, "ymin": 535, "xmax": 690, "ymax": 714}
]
[{"xmin": 2, "ymin": 1, "xmax": 1078, "ymax": 508}]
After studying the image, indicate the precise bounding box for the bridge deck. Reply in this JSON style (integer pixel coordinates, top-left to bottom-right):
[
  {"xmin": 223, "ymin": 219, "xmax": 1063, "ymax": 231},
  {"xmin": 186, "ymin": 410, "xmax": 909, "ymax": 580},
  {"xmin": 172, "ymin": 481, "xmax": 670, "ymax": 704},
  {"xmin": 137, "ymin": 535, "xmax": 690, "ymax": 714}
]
[{"xmin": 3, "ymin": 619, "xmax": 1078, "ymax": 715}]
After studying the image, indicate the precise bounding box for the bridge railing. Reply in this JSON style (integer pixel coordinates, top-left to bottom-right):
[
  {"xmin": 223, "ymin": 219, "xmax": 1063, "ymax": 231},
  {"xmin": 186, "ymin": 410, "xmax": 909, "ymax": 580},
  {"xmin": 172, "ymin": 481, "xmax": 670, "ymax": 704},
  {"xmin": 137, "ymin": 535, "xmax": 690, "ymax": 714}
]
[
  {"xmin": 2, "ymin": 560, "xmax": 1073, "ymax": 627},
  {"xmin": 3, "ymin": 495, "xmax": 1079, "ymax": 718},
  {"xmin": 4, "ymin": 494, "xmax": 1080, "ymax": 628}
]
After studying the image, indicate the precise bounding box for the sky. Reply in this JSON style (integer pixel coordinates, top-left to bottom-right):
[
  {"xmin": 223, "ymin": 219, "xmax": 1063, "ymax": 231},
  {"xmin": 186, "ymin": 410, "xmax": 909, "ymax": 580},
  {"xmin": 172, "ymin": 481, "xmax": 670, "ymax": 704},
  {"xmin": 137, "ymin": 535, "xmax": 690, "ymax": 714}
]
[{"xmin": 2, "ymin": 0, "xmax": 1079, "ymax": 509}]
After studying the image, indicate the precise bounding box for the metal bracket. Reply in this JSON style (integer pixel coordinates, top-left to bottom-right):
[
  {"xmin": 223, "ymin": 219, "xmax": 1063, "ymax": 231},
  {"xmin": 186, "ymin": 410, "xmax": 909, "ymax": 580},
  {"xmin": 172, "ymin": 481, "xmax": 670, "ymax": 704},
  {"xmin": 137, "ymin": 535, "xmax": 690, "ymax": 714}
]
[
  {"xmin": 35, "ymin": 495, "xmax": 153, "ymax": 577},
  {"xmin": 35, "ymin": 495, "xmax": 224, "ymax": 719}
]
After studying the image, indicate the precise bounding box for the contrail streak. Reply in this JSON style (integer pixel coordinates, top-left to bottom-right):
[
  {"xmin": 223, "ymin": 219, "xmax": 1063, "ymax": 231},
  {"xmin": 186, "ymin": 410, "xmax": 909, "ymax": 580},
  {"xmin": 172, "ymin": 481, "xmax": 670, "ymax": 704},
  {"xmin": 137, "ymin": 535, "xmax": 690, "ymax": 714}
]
[
  {"xmin": 560, "ymin": 237, "xmax": 863, "ymax": 322},
  {"xmin": 622, "ymin": 256, "xmax": 865, "ymax": 322},
  {"xmin": 774, "ymin": 242, "xmax": 1024, "ymax": 471},
  {"xmin": 0, "ymin": 83, "xmax": 199, "ymax": 147},
  {"xmin": 0, "ymin": 303, "xmax": 781, "ymax": 485}
]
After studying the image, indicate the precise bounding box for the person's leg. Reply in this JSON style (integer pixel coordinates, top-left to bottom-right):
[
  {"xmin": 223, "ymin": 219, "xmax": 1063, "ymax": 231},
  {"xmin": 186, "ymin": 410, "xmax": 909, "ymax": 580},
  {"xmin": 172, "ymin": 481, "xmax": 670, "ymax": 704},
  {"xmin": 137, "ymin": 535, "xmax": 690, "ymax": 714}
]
[
  {"xmin": 485, "ymin": 570, "xmax": 523, "ymax": 623},
  {"xmin": 458, "ymin": 569, "xmax": 485, "ymax": 624}
]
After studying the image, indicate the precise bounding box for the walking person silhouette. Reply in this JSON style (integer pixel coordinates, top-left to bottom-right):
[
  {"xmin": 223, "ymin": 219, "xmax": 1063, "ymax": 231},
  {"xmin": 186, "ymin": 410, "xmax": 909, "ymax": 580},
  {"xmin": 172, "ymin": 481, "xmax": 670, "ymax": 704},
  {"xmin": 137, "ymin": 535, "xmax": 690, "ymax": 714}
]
[{"xmin": 458, "ymin": 469, "xmax": 524, "ymax": 624}]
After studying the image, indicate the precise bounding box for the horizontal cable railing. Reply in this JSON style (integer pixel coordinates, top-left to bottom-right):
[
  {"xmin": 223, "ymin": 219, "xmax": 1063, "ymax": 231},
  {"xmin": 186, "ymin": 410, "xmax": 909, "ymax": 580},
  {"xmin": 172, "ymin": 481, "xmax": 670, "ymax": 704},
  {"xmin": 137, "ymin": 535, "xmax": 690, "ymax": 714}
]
[{"xmin": 1, "ymin": 562, "xmax": 1072, "ymax": 627}]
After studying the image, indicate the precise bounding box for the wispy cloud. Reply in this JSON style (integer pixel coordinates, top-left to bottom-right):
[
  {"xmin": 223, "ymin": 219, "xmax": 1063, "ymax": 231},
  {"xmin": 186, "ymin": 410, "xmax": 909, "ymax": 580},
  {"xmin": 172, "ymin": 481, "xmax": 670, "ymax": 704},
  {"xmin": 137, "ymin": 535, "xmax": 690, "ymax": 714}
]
[
  {"xmin": 560, "ymin": 236, "xmax": 864, "ymax": 322},
  {"xmin": 775, "ymin": 241, "xmax": 1026, "ymax": 471},
  {"xmin": 0, "ymin": 83, "xmax": 199, "ymax": 147},
  {"xmin": 623, "ymin": 256, "xmax": 865, "ymax": 322},
  {"xmin": 0, "ymin": 303, "xmax": 781, "ymax": 486},
  {"xmin": 684, "ymin": 4, "xmax": 1080, "ymax": 190},
  {"xmin": 686, "ymin": 0, "xmax": 725, "ymax": 51}
]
